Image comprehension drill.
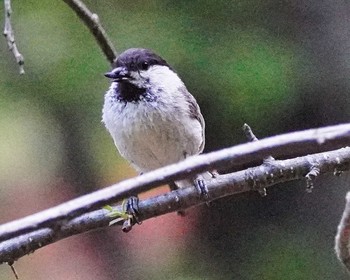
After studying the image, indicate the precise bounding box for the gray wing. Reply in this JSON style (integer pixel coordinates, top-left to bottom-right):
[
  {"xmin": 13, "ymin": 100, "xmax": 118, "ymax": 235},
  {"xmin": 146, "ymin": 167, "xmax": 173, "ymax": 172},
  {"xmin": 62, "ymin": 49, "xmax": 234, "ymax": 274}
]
[{"xmin": 180, "ymin": 86, "xmax": 206, "ymax": 154}]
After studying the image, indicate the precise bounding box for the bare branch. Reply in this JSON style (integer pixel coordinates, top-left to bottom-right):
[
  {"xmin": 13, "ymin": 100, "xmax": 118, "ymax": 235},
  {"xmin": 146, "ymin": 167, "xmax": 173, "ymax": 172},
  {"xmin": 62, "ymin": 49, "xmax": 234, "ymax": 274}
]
[
  {"xmin": 3, "ymin": 0, "xmax": 24, "ymax": 74},
  {"xmin": 335, "ymin": 192, "xmax": 350, "ymax": 273},
  {"xmin": 0, "ymin": 123, "xmax": 350, "ymax": 243},
  {"xmin": 1, "ymin": 147, "xmax": 350, "ymax": 262},
  {"xmin": 62, "ymin": 0, "xmax": 118, "ymax": 65},
  {"xmin": 1, "ymin": 124, "xmax": 350, "ymax": 263}
]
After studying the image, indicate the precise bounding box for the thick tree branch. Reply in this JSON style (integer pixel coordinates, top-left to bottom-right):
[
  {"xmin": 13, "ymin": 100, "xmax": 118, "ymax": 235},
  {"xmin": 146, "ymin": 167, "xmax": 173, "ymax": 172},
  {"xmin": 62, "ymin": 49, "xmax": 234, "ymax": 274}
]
[
  {"xmin": 62, "ymin": 0, "xmax": 118, "ymax": 65},
  {"xmin": 1, "ymin": 123, "xmax": 350, "ymax": 243},
  {"xmin": 335, "ymin": 192, "xmax": 350, "ymax": 273},
  {"xmin": 1, "ymin": 147, "xmax": 350, "ymax": 264},
  {"xmin": 1, "ymin": 124, "xmax": 350, "ymax": 263},
  {"xmin": 3, "ymin": 0, "xmax": 24, "ymax": 74}
]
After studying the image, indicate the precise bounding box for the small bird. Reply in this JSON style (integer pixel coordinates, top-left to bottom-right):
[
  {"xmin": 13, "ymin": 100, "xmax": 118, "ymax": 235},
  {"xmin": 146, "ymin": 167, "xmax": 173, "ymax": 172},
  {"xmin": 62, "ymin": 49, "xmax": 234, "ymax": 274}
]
[{"xmin": 102, "ymin": 48, "xmax": 209, "ymax": 220}]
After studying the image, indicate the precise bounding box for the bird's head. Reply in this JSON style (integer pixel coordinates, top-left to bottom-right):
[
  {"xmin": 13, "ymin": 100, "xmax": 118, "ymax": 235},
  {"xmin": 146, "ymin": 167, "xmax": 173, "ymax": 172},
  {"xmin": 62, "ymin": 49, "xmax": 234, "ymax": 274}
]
[{"xmin": 105, "ymin": 48, "xmax": 177, "ymax": 89}]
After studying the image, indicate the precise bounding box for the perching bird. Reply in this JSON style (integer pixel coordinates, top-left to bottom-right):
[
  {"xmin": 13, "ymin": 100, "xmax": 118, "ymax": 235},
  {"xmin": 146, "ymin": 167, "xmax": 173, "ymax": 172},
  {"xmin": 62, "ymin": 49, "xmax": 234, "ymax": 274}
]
[{"xmin": 102, "ymin": 48, "xmax": 210, "ymax": 221}]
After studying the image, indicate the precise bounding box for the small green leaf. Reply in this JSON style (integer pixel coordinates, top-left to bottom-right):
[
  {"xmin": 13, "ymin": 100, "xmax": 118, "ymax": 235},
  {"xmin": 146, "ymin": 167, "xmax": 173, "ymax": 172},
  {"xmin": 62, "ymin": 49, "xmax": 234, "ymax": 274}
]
[
  {"xmin": 102, "ymin": 203, "xmax": 132, "ymax": 226},
  {"xmin": 102, "ymin": 205, "xmax": 114, "ymax": 212}
]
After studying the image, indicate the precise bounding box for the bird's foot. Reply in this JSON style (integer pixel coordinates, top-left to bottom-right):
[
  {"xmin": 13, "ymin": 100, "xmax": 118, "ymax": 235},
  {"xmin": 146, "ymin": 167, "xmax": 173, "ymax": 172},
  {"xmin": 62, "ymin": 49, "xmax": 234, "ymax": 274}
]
[
  {"xmin": 122, "ymin": 196, "xmax": 141, "ymax": 232},
  {"xmin": 104, "ymin": 196, "xmax": 141, "ymax": 232},
  {"xmin": 194, "ymin": 177, "xmax": 209, "ymax": 201}
]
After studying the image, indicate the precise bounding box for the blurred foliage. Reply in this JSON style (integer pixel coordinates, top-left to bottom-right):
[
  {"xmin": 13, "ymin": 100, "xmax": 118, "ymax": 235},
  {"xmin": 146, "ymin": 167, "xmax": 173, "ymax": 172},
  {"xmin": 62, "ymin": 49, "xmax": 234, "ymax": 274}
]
[{"xmin": 1, "ymin": 0, "xmax": 350, "ymax": 279}]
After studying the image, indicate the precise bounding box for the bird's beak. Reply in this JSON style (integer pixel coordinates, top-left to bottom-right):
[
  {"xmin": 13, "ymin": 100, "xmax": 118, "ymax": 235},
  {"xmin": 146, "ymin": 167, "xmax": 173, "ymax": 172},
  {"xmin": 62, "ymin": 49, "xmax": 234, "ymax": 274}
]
[{"xmin": 104, "ymin": 67, "xmax": 130, "ymax": 82}]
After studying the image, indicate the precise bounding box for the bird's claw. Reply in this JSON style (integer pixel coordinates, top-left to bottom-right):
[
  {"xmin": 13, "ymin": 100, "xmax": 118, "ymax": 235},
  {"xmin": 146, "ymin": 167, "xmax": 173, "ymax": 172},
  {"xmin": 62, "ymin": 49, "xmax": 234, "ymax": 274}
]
[
  {"xmin": 122, "ymin": 196, "xmax": 141, "ymax": 232},
  {"xmin": 195, "ymin": 178, "xmax": 209, "ymax": 201}
]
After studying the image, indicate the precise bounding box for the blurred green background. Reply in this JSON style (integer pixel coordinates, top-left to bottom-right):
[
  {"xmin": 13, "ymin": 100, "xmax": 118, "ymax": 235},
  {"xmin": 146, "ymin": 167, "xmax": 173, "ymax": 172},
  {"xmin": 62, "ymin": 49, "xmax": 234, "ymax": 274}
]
[{"xmin": 1, "ymin": 0, "xmax": 350, "ymax": 279}]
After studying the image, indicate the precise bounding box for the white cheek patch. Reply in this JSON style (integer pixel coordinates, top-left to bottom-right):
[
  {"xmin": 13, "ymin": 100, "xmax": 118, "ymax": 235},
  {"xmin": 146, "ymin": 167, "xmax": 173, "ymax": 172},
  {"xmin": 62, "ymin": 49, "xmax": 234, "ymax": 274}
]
[
  {"xmin": 148, "ymin": 65, "xmax": 184, "ymax": 90},
  {"xmin": 127, "ymin": 65, "xmax": 184, "ymax": 92}
]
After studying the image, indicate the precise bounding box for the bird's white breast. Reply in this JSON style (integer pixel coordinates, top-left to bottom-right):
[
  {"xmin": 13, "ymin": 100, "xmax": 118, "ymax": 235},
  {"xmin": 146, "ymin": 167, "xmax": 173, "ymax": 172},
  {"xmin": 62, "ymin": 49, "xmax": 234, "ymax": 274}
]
[{"xmin": 102, "ymin": 82, "xmax": 203, "ymax": 173}]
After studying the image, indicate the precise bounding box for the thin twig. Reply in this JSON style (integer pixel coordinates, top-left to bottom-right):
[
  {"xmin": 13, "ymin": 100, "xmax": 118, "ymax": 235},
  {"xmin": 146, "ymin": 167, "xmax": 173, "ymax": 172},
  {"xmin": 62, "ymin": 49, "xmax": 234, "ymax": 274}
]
[
  {"xmin": 62, "ymin": 0, "xmax": 118, "ymax": 65},
  {"xmin": 1, "ymin": 125, "xmax": 350, "ymax": 262},
  {"xmin": 242, "ymin": 123, "xmax": 274, "ymax": 196},
  {"xmin": 3, "ymin": 0, "xmax": 24, "ymax": 74},
  {"xmin": 243, "ymin": 123, "xmax": 275, "ymax": 162},
  {"xmin": 335, "ymin": 192, "xmax": 350, "ymax": 273},
  {"xmin": 243, "ymin": 123, "xmax": 260, "ymax": 142},
  {"xmin": 8, "ymin": 262, "xmax": 19, "ymax": 279}
]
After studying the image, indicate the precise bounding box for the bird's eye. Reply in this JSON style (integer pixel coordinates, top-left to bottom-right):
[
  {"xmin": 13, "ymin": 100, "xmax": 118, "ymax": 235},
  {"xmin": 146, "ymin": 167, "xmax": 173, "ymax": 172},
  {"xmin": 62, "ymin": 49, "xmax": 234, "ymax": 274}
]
[{"xmin": 140, "ymin": 61, "xmax": 149, "ymax": 70}]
